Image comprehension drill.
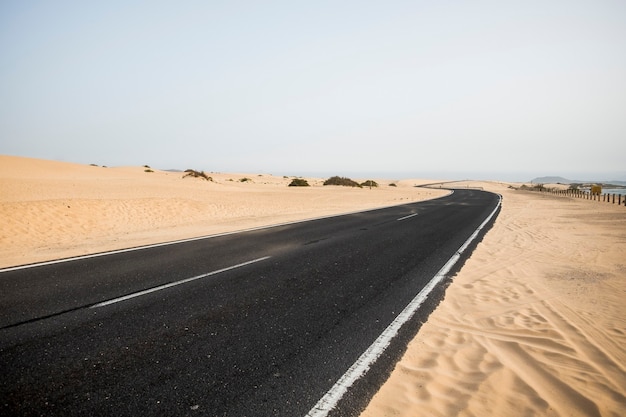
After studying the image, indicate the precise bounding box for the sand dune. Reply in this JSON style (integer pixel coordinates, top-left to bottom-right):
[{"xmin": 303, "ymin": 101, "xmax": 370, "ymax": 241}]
[
  {"xmin": 0, "ymin": 155, "xmax": 445, "ymax": 268},
  {"xmin": 361, "ymin": 181, "xmax": 626, "ymax": 417}
]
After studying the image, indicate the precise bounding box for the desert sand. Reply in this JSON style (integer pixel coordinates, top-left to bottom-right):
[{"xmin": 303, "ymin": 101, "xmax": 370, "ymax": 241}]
[
  {"xmin": 2, "ymin": 156, "xmax": 624, "ymax": 416},
  {"xmin": 361, "ymin": 181, "xmax": 626, "ymax": 417},
  {"xmin": 0, "ymin": 155, "xmax": 446, "ymax": 268}
]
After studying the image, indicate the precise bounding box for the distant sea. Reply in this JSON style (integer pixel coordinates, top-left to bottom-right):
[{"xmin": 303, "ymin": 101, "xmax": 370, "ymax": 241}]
[{"xmin": 599, "ymin": 188, "xmax": 626, "ymax": 196}]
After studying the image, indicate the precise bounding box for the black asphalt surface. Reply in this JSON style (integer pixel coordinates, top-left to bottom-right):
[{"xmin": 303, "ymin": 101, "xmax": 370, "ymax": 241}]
[{"xmin": 0, "ymin": 189, "xmax": 500, "ymax": 417}]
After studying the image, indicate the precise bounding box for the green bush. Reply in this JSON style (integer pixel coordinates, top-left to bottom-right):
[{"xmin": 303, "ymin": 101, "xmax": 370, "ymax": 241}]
[
  {"xmin": 183, "ymin": 169, "xmax": 213, "ymax": 181},
  {"xmin": 360, "ymin": 180, "xmax": 378, "ymax": 188},
  {"xmin": 323, "ymin": 176, "xmax": 361, "ymax": 187},
  {"xmin": 520, "ymin": 184, "xmax": 545, "ymax": 191},
  {"xmin": 288, "ymin": 178, "xmax": 310, "ymax": 187}
]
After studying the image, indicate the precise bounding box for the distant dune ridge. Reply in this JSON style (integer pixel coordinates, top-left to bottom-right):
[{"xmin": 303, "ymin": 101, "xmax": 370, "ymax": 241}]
[{"xmin": 2, "ymin": 155, "xmax": 625, "ymax": 416}]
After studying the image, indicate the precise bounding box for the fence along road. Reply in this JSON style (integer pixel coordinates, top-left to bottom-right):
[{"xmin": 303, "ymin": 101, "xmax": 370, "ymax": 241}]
[{"xmin": 541, "ymin": 187, "xmax": 626, "ymax": 205}]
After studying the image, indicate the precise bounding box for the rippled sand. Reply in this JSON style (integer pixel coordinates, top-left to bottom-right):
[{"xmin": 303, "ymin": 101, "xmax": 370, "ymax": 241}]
[{"xmin": 361, "ymin": 181, "xmax": 626, "ymax": 417}]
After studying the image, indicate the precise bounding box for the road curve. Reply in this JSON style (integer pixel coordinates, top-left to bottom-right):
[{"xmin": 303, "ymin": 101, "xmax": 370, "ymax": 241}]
[{"xmin": 0, "ymin": 189, "xmax": 500, "ymax": 417}]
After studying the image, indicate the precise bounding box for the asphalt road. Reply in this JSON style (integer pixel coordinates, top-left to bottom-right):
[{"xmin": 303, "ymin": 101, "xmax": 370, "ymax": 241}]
[{"xmin": 0, "ymin": 189, "xmax": 500, "ymax": 417}]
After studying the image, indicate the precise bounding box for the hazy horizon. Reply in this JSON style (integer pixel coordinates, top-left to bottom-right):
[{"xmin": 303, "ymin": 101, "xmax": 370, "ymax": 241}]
[
  {"xmin": 2, "ymin": 1, "xmax": 625, "ymax": 178},
  {"xmin": 5, "ymin": 152, "xmax": 626, "ymax": 184}
]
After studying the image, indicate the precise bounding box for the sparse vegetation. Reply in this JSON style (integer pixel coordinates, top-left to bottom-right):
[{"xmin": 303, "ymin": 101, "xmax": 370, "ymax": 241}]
[
  {"xmin": 144, "ymin": 169, "xmax": 154, "ymax": 173},
  {"xmin": 183, "ymin": 169, "xmax": 213, "ymax": 181},
  {"xmin": 323, "ymin": 176, "xmax": 361, "ymax": 187},
  {"xmin": 389, "ymin": 183, "xmax": 397, "ymax": 187},
  {"xmin": 288, "ymin": 178, "xmax": 310, "ymax": 187},
  {"xmin": 360, "ymin": 180, "xmax": 378, "ymax": 188},
  {"xmin": 239, "ymin": 177, "xmax": 252, "ymax": 183},
  {"xmin": 520, "ymin": 184, "xmax": 546, "ymax": 191}
]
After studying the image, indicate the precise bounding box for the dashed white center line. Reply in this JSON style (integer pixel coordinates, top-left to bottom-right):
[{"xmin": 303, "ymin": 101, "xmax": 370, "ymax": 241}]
[
  {"xmin": 90, "ymin": 256, "xmax": 271, "ymax": 308},
  {"xmin": 396, "ymin": 213, "xmax": 418, "ymax": 221}
]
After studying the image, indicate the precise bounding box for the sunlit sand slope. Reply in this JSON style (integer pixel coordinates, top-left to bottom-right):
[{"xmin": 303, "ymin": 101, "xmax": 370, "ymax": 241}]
[{"xmin": 0, "ymin": 155, "xmax": 445, "ymax": 268}]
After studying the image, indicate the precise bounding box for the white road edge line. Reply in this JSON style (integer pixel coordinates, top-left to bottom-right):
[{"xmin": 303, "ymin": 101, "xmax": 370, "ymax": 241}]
[
  {"xmin": 305, "ymin": 194, "xmax": 502, "ymax": 417},
  {"xmin": 90, "ymin": 256, "xmax": 271, "ymax": 308},
  {"xmin": 396, "ymin": 213, "xmax": 418, "ymax": 221}
]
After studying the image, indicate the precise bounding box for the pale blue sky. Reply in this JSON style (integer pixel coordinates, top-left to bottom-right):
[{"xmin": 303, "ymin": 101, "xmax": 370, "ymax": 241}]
[{"xmin": 1, "ymin": 1, "xmax": 625, "ymax": 181}]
